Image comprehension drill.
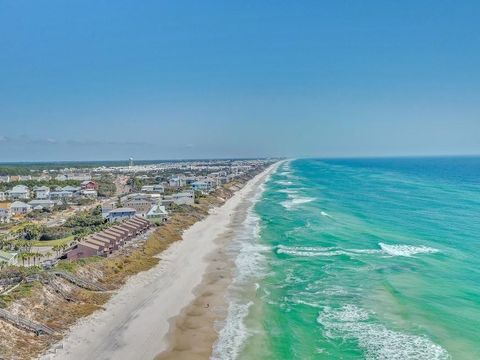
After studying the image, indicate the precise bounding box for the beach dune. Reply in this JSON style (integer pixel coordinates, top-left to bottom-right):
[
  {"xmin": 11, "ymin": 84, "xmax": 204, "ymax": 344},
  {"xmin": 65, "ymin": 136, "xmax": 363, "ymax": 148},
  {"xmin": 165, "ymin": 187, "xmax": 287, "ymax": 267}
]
[{"xmin": 40, "ymin": 164, "xmax": 277, "ymax": 360}]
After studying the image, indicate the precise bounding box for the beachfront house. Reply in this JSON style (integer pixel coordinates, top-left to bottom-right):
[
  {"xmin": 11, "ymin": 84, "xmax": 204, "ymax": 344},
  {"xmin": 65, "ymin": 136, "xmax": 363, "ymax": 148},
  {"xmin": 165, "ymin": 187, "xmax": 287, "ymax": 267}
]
[
  {"xmin": 34, "ymin": 186, "xmax": 50, "ymax": 199},
  {"xmin": 171, "ymin": 191, "xmax": 195, "ymax": 205},
  {"xmin": 191, "ymin": 181, "xmax": 210, "ymax": 192},
  {"xmin": 106, "ymin": 207, "xmax": 137, "ymax": 222},
  {"xmin": 7, "ymin": 185, "xmax": 30, "ymax": 200},
  {"xmin": 122, "ymin": 194, "xmax": 155, "ymax": 215},
  {"xmin": 0, "ymin": 251, "xmax": 18, "ymax": 266},
  {"xmin": 146, "ymin": 204, "xmax": 168, "ymax": 222},
  {"xmin": 10, "ymin": 201, "xmax": 32, "ymax": 215}
]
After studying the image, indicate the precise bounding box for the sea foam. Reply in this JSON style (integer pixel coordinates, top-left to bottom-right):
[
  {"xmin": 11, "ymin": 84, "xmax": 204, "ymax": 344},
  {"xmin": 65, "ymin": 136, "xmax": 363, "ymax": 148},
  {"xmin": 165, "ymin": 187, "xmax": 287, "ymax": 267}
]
[
  {"xmin": 379, "ymin": 243, "xmax": 440, "ymax": 257},
  {"xmin": 276, "ymin": 243, "xmax": 440, "ymax": 258},
  {"xmin": 212, "ymin": 179, "xmax": 270, "ymax": 359},
  {"xmin": 281, "ymin": 196, "xmax": 316, "ymax": 210},
  {"xmin": 317, "ymin": 304, "xmax": 450, "ymax": 360}
]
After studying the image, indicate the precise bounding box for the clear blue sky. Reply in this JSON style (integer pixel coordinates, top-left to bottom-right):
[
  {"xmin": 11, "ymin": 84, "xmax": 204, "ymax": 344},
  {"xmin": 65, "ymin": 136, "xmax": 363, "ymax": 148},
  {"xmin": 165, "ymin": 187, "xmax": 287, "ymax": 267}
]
[{"xmin": 1, "ymin": 0, "xmax": 479, "ymax": 161}]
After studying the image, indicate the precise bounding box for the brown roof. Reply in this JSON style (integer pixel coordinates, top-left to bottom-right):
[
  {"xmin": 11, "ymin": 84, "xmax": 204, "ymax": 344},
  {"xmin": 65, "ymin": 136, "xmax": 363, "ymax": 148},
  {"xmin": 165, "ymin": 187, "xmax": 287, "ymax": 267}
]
[
  {"xmin": 103, "ymin": 229, "xmax": 125, "ymax": 238},
  {"xmin": 79, "ymin": 242, "xmax": 101, "ymax": 250},
  {"xmin": 95, "ymin": 232, "xmax": 118, "ymax": 240},
  {"xmin": 120, "ymin": 223, "xmax": 141, "ymax": 232},
  {"xmin": 109, "ymin": 226, "xmax": 130, "ymax": 235},
  {"xmin": 84, "ymin": 238, "xmax": 108, "ymax": 248}
]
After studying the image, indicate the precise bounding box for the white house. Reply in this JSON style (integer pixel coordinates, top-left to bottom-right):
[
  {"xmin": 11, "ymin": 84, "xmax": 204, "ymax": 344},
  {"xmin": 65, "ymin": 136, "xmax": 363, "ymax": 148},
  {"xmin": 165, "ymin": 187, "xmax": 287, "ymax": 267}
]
[
  {"xmin": 106, "ymin": 207, "xmax": 137, "ymax": 222},
  {"xmin": 146, "ymin": 205, "xmax": 168, "ymax": 222},
  {"xmin": 28, "ymin": 199, "xmax": 56, "ymax": 210},
  {"xmin": 0, "ymin": 176, "xmax": 10, "ymax": 183},
  {"xmin": 169, "ymin": 176, "xmax": 186, "ymax": 188},
  {"xmin": 171, "ymin": 191, "xmax": 195, "ymax": 205},
  {"xmin": 10, "ymin": 201, "xmax": 32, "ymax": 215},
  {"xmin": 80, "ymin": 189, "xmax": 98, "ymax": 198},
  {"xmin": 141, "ymin": 184, "xmax": 165, "ymax": 193},
  {"xmin": 0, "ymin": 192, "xmax": 6, "ymax": 201},
  {"xmin": 34, "ymin": 186, "xmax": 50, "ymax": 199},
  {"xmin": 50, "ymin": 190, "xmax": 75, "ymax": 199},
  {"xmin": 191, "ymin": 181, "xmax": 210, "ymax": 192},
  {"xmin": 8, "ymin": 185, "xmax": 30, "ymax": 200},
  {"xmin": 62, "ymin": 186, "xmax": 81, "ymax": 193}
]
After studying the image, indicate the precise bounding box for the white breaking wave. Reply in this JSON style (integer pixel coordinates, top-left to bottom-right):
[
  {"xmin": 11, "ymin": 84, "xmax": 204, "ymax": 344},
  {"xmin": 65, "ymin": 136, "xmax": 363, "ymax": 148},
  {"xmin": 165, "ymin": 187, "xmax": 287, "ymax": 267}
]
[
  {"xmin": 281, "ymin": 196, "xmax": 316, "ymax": 210},
  {"xmin": 276, "ymin": 243, "xmax": 440, "ymax": 258},
  {"xmin": 317, "ymin": 304, "xmax": 450, "ymax": 360},
  {"xmin": 320, "ymin": 211, "xmax": 332, "ymax": 218},
  {"xmin": 276, "ymin": 180, "xmax": 293, "ymax": 186},
  {"xmin": 211, "ymin": 301, "xmax": 254, "ymax": 360},
  {"xmin": 212, "ymin": 179, "xmax": 271, "ymax": 360},
  {"xmin": 379, "ymin": 243, "xmax": 440, "ymax": 257},
  {"xmin": 278, "ymin": 188, "xmax": 298, "ymax": 194}
]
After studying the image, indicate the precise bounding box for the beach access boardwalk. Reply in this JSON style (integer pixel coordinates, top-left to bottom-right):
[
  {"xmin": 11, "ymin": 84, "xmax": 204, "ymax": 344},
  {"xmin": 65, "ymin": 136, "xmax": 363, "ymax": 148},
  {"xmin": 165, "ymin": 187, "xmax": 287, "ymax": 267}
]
[
  {"xmin": 50, "ymin": 271, "xmax": 107, "ymax": 292},
  {"xmin": 0, "ymin": 308, "xmax": 55, "ymax": 335}
]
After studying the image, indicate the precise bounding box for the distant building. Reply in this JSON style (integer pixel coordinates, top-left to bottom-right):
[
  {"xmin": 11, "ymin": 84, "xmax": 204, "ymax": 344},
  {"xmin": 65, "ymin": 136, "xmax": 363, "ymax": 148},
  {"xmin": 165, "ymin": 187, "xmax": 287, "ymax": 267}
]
[
  {"xmin": 141, "ymin": 184, "xmax": 165, "ymax": 193},
  {"xmin": 191, "ymin": 181, "xmax": 210, "ymax": 192},
  {"xmin": 123, "ymin": 198, "xmax": 153, "ymax": 215},
  {"xmin": 10, "ymin": 201, "xmax": 32, "ymax": 215},
  {"xmin": 34, "ymin": 186, "xmax": 50, "ymax": 199},
  {"xmin": 169, "ymin": 176, "xmax": 186, "ymax": 188},
  {"xmin": 81, "ymin": 180, "xmax": 98, "ymax": 190},
  {"xmin": 28, "ymin": 199, "xmax": 56, "ymax": 211},
  {"xmin": 171, "ymin": 191, "xmax": 195, "ymax": 205},
  {"xmin": 8, "ymin": 185, "xmax": 30, "ymax": 200},
  {"xmin": 106, "ymin": 207, "xmax": 137, "ymax": 222},
  {"xmin": 80, "ymin": 189, "xmax": 98, "ymax": 198},
  {"xmin": 62, "ymin": 186, "xmax": 80, "ymax": 193},
  {"xmin": 56, "ymin": 173, "xmax": 91, "ymax": 181},
  {"xmin": 50, "ymin": 190, "xmax": 74, "ymax": 200},
  {"xmin": 0, "ymin": 192, "xmax": 6, "ymax": 201},
  {"xmin": 0, "ymin": 176, "xmax": 10, "ymax": 183}
]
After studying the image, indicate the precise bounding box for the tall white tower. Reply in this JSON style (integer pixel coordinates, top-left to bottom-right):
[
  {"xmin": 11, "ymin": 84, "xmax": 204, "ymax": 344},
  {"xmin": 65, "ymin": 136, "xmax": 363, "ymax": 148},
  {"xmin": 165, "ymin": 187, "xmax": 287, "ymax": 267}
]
[{"xmin": 129, "ymin": 157, "xmax": 134, "ymax": 167}]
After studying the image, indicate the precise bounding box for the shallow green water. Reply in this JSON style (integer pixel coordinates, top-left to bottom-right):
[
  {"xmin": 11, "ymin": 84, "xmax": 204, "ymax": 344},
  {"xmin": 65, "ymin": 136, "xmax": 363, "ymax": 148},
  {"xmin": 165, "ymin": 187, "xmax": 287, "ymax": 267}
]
[{"xmin": 213, "ymin": 157, "xmax": 480, "ymax": 360}]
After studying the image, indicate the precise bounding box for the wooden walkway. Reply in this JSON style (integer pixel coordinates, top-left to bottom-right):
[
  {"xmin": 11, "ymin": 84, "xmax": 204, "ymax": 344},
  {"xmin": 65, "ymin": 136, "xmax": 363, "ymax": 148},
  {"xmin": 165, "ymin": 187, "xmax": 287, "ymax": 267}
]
[
  {"xmin": 0, "ymin": 308, "xmax": 54, "ymax": 335},
  {"xmin": 50, "ymin": 271, "xmax": 107, "ymax": 292}
]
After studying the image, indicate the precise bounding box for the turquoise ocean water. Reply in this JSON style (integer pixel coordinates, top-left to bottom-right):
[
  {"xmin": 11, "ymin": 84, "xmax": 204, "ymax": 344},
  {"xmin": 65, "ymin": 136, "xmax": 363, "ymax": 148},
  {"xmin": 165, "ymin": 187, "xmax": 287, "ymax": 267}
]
[{"xmin": 212, "ymin": 157, "xmax": 480, "ymax": 360}]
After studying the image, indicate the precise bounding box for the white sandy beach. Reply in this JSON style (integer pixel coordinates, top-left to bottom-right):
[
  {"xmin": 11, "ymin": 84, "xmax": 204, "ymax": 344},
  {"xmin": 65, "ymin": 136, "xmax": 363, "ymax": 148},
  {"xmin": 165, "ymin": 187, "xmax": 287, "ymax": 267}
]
[{"xmin": 40, "ymin": 163, "xmax": 278, "ymax": 360}]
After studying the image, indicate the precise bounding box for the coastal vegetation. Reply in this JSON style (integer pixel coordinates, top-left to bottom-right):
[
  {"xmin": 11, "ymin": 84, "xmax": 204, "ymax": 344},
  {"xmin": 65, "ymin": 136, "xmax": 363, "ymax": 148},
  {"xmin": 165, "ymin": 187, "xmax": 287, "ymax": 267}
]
[{"xmin": 0, "ymin": 177, "xmax": 251, "ymax": 359}]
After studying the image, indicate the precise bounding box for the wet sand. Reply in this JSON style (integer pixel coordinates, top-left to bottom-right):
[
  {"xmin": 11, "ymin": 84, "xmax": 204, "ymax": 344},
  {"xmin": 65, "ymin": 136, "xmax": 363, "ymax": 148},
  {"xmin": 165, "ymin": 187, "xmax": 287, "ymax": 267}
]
[{"xmin": 155, "ymin": 188, "xmax": 256, "ymax": 360}]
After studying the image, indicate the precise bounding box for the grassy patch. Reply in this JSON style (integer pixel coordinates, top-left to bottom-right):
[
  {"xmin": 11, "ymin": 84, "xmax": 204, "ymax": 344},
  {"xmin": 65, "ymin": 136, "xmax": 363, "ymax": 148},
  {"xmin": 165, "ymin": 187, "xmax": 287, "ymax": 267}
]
[
  {"xmin": 55, "ymin": 256, "xmax": 103, "ymax": 273},
  {"xmin": 32, "ymin": 235, "xmax": 74, "ymax": 247},
  {"xmin": 0, "ymin": 281, "xmax": 41, "ymax": 308}
]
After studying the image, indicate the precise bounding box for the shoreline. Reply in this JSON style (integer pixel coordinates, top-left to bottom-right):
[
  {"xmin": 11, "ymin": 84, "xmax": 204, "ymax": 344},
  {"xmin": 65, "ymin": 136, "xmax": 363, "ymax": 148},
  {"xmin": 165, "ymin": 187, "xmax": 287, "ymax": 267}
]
[
  {"xmin": 156, "ymin": 162, "xmax": 277, "ymax": 360},
  {"xmin": 40, "ymin": 162, "xmax": 279, "ymax": 360}
]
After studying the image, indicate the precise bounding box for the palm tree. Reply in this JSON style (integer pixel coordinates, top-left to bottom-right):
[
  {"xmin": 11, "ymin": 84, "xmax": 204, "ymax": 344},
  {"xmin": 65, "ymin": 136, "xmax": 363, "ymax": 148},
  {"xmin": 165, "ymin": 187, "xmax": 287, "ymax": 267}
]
[{"xmin": 52, "ymin": 245, "xmax": 60, "ymax": 256}]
